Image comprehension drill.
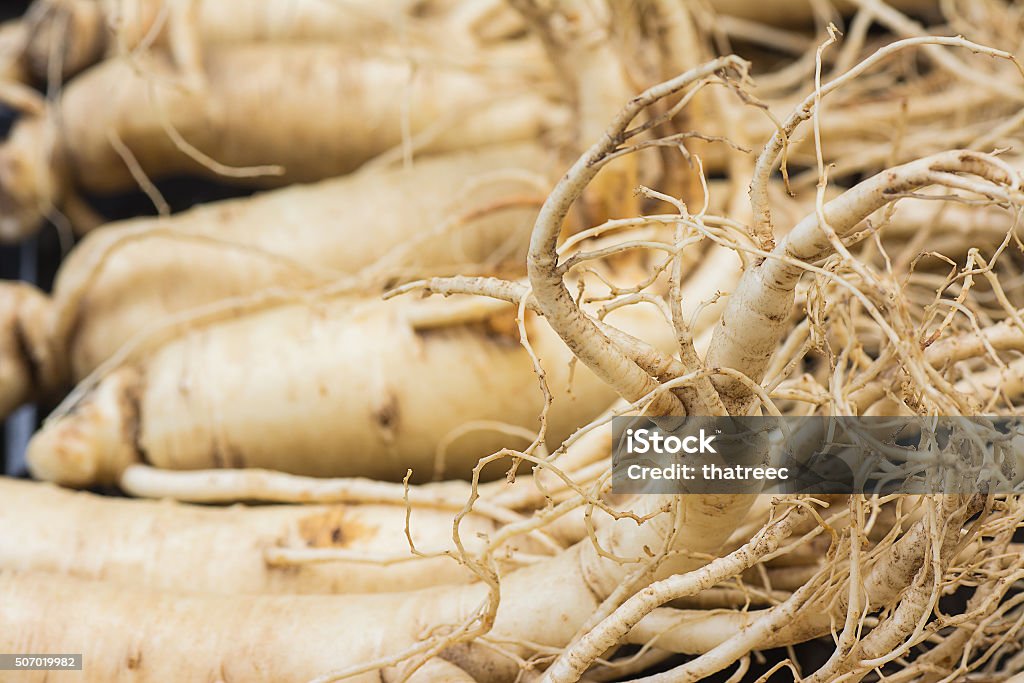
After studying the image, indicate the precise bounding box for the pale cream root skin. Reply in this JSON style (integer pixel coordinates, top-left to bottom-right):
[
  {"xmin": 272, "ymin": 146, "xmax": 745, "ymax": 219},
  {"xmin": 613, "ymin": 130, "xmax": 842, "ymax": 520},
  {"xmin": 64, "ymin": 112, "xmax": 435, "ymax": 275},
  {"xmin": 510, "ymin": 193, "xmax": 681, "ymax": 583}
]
[
  {"xmin": 0, "ymin": 478, "xmax": 528, "ymax": 594},
  {"xmin": 0, "ymin": 493, "xmax": 747, "ymax": 683},
  {"xmin": 26, "ymin": 366, "xmax": 140, "ymax": 487},
  {"xmin": 0, "ymin": 569, "xmax": 480, "ymax": 683},
  {"xmin": 27, "ymin": 295, "xmax": 675, "ymax": 486},
  {"xmin": 52, "ymin": 142, "xmax": 553, "ymax": 376},
  {"xmin": 0, "ymin": 537, "xmax": 617, "ymax": 682},
  {"xmin": 2, "ymin": 42, "xmax": 562, "ymax": 237},
  {"xmin": 57, "ymin": 45, "xmax": 556, "ymax": 192},
  {"xmin": 24, "ymin": 0, "xmax": 484, "ymax": 80}
]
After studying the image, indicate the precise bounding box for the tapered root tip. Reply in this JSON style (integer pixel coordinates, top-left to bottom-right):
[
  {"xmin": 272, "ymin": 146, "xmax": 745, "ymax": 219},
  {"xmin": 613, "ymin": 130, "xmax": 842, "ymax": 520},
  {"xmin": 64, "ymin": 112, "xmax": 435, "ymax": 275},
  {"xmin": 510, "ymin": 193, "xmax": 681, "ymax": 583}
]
[
  {"xmin": 26, "ymin": 367, "xmax": 141, "ymax": 488},
  {"xmin": 0, "ymin": 281, "xmax": 62, "ymax": 417}
]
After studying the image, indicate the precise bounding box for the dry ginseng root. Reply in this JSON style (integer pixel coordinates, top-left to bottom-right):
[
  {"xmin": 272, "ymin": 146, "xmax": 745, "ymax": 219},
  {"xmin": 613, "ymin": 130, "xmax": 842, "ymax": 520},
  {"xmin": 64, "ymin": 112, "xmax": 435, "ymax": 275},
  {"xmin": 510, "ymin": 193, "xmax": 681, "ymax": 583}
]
[
  {"xmin": 0, "ymin": 41, "xmax": 560, "ymax": 241},
  {"xmin": 53, "ymin": 143, "xmax": 552, "ymax": 371},
  {"xmin": 0, "ymin": 141, "xmax": 553, "ymax": 420},
  {"xmin": 21, "ymin": 0, "xmax": 526, "ymax": 81},
  {"xmin": 24, "ymin": 290, "xmax": 677, "ymax": 487},
  {"xmin": 0, "ymin": 477, "xmax": 554, "ymax": 594}
]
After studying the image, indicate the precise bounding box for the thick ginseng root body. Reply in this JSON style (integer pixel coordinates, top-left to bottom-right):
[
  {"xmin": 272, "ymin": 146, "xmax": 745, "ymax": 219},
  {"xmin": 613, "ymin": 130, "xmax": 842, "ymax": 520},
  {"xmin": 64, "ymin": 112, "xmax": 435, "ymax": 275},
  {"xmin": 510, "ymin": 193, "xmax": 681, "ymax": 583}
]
[
  {"xmin": 0, "ymin": 570, "xmax": 478, "ymax": 683},
  {"xmin": 27, "ymin": 295, "xmax": 674, "ymax": 487},
  {"xmin": 51, "ymin": 142, "xmax": 553, "ymax": 377},
  {"xmin": 0, "ymin": 42, "xmax": 561, "ymax": 240},
  {"xmin": 0, "ymin": 143, "xmax": 551, "ymax": 419},
  {"xmin": 23, "ymin": 0, "xmax": 511, "ymax": 80},
  {"xmin": 0, "ymin": 486, "xmax": 752, "ymax": 682},
  {"xmin": 0, "ymin": 477, "xmax": 533, "ymax": 594}
]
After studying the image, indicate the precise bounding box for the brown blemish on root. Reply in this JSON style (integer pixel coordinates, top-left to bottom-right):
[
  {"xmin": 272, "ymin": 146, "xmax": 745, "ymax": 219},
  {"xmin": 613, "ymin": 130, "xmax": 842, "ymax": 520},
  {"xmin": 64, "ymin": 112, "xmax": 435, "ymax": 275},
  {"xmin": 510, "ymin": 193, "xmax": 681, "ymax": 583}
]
[
  {"xmin": 297, "ymin": 507, "xmax": 372, "ymax": 548},
  {"xmin": 125, "ymin": 649, "xmax": 143, "ymax": 671},
  {"xmin": 373, "ymin": 390, "xmax": 400, "ymax": 438}
]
